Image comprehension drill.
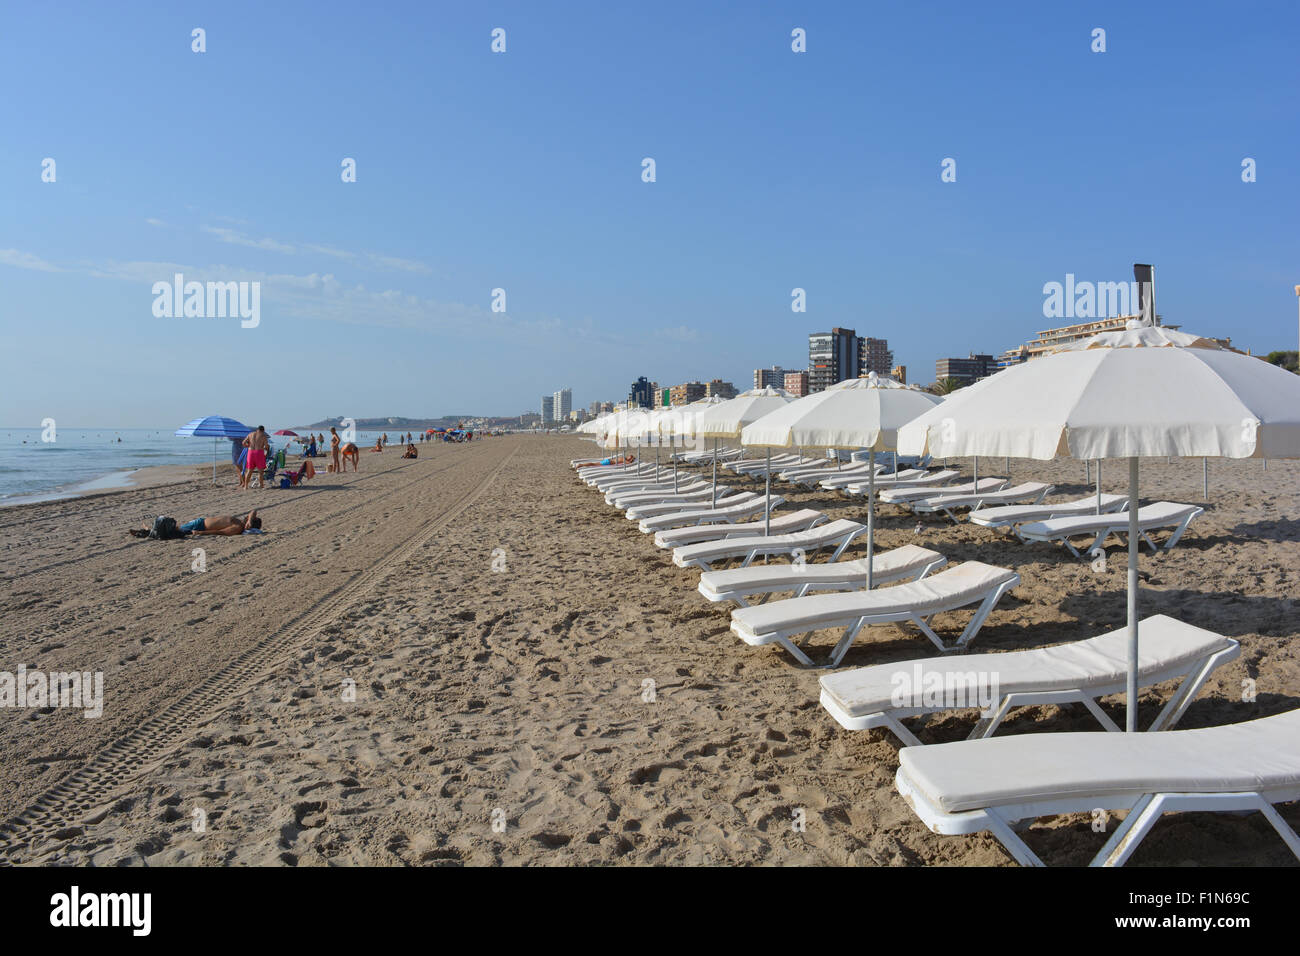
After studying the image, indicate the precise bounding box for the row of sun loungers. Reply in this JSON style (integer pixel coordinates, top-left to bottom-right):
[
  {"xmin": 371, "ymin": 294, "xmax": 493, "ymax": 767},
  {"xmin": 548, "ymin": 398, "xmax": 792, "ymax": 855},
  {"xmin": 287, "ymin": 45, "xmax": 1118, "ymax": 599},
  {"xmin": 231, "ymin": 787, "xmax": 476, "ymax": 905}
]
[{"xmin": 570, "ymin": 451, "xmax": 1298, "ymax": 866}]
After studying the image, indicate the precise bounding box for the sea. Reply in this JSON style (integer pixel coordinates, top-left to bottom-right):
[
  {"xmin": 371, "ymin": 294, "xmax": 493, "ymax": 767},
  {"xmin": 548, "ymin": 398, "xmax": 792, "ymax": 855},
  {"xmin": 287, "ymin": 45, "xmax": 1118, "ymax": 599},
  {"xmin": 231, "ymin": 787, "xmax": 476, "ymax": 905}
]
[{"xmin": 0, "ymin": 426, "xmax": 400, "ymax": 506}]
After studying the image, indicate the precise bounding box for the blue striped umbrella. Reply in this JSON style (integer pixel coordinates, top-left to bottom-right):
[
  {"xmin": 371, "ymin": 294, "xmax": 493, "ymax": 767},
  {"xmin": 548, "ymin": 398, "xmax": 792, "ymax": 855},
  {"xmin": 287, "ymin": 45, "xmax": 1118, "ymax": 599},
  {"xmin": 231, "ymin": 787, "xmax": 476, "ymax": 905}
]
[{"xmin": 175, "ymin": 415, "xmax": 251, "ymax": 482}]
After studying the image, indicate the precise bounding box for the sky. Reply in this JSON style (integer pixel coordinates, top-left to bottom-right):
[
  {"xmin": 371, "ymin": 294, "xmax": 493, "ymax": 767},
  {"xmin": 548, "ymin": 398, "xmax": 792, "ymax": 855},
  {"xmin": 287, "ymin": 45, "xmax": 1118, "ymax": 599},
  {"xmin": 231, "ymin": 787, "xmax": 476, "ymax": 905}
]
[{"xmin": 3, "ymin": 1, "xmax": 1298, "ymax": 427}]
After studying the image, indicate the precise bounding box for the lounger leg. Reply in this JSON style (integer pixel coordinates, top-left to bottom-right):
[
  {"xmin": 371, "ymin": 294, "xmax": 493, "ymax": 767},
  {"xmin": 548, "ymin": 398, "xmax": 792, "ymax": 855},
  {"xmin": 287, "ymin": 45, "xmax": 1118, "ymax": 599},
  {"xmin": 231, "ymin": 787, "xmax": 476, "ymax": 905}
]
[
  {"xmin": 1080, "ymin": 696, "xmax": 1122, "ymax": 732},
  {"xmin": 827, "ymin": 619, "xmax": 868, "ymax": 667},
  {"xmin": 1147, "ymin": 653, "xmax": 1231, "ymax": 732},
  {"xmin": 912, "ymin": 615, "xmax": 951, "ymax": 654},
  {"xmin": 984, "ymin": 810, "xmax": 1047, "ymax": 867},
  {"xmin": 969, "ymin": 696, "xmax": 1013, "ymax": 739},
  {"xmin": 1257, "ymin": 800, "xmax": 1300, "ymax": 861},
  {"xmin": 1093, "ymin": 795, "xmax": 1162, "ymax": 867},
  {"xmin": 951, "ymin": 580, "xmax": 1015, "ymax": 650},
  {"xmin": 1061, "ymin": 537, "xmax": 1082, "ymax": 559},
  {"xmin": 881, "ymin": 714, "xmax": 926, "ymax": 748},
  {"xmin": 775, "ymin": 635, "xmax": 819, "ymax": 668},
  {"xmin": 1141, "ymin": 531, "xmax": 1159, "ymax": 552},
  {"xmin": 1164, "ymin": 513, "xmax": 1196, "ymax": 549},
  {"xmin": 916, "ymin": 558, "xmax": 945, "ymax": 581}
]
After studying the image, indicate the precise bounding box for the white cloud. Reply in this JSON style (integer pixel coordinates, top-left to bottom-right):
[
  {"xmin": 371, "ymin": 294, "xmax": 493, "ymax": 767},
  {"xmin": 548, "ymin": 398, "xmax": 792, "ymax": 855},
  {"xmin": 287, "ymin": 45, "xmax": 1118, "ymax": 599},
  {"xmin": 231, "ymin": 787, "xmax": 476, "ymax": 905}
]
[
  {"xmin": 201, "ymin": 225, "xmax": 298, "ymax": 254},
  {"xmin": 656, "ymin": 325, "xmax": 699, "ymax": 342},
  {"xmin": 0, "ymin": 249, "xmax": 61, "ymax": 272},
  {"xmin": 145, "ymin": 218, "xmax": 167, "ymax": 227}
]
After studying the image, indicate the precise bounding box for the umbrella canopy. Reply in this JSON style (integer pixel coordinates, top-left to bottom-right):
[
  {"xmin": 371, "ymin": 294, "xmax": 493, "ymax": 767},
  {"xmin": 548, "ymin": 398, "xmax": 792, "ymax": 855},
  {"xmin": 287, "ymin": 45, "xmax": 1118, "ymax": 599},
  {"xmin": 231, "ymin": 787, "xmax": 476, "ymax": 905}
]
[
  {"xmin": 898, "ymin": 321, "xmax": 1300, "ymax": 730},
  {"xmin": 742, "ymin": 372, "xmax": 943, "ymax": 582},
  {"xmin": 742, "ymin": 373, "xmax": 942, "ymax": 450},
  {"xmin": 898, "ymin": 325, "xmax": 1300, "ymax": 460},
  {"xmin": 175, "ymin": 415, "xmax": 252, "ymax": 483},
  {"xmin": 693, "ymin": 387, "xmax": 793, "ymax": 438},
  {"xmin": 273, "ymin": 429, "xmax": 299, "ymax": 437},
  {"xmin": 175, "ymin": 415, "xmax": 250, "ymax": 439}
]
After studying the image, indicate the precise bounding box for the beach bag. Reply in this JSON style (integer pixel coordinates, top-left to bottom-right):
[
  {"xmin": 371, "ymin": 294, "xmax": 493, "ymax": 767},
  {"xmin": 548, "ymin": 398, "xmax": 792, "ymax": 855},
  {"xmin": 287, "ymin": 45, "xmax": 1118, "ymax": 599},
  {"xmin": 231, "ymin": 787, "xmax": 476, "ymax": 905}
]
[
  {"xmin": 148, "ymin": 516, "xmax": 183, "ymax": 540},
  {"xmin": 280, "ymin": 477, "xmax": 291, "ymax": 489}
]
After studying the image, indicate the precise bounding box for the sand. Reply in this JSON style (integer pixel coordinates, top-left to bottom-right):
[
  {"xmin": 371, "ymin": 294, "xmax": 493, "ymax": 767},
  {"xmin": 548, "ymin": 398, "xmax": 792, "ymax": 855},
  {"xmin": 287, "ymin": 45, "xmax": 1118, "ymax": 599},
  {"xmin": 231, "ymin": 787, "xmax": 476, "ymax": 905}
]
[{"xmin": 1, "ymin": 437, "xmax": 1297, "ymax": 866}]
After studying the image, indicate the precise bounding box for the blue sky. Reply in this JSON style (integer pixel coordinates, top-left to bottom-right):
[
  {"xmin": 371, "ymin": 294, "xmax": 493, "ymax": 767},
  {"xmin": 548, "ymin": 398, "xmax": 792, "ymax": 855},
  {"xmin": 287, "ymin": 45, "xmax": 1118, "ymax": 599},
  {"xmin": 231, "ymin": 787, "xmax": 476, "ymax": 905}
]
[{"xmin": 3, "ymin": 1, "xmax": 1297, "ymax": 426}]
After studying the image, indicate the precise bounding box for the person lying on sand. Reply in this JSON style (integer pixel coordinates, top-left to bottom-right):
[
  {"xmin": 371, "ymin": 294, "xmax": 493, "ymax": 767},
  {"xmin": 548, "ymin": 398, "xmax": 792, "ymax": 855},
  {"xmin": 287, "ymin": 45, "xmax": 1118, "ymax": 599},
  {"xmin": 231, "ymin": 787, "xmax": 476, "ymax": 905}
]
[
  {"xmin": 402, "ymin": 443, "xmax": 418, "ymax": 459},
  {"xmin": 182, "ymin": 511, "xmax": 261, "ymax": 536}
]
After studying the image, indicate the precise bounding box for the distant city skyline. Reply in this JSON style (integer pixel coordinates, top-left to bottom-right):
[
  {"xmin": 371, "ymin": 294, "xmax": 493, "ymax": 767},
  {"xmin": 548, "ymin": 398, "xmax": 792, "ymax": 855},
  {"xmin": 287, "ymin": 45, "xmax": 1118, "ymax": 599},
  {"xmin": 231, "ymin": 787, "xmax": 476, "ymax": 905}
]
[{"xmin": 3, "ymin": 2, "xmax": 1298, "ymax": 426}]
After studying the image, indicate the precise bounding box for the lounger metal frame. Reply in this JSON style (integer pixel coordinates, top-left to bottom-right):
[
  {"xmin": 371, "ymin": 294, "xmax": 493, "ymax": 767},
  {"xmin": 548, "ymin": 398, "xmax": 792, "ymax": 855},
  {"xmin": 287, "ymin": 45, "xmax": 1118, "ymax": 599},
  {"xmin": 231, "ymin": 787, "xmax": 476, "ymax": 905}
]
[
  {"xmin": 1021, "ymin": 505, "xmax": 1204, "ymax": 558},
  {"xmin": 701, "ymin": 552, "xmax": 948, "ymax": 608},
  {"xmin": 734, "ymin": 572, "xmax": 1020, "ymax": 668},
  {"xmin": 822, "ymin": 639, "xmax": 1240, "ymax": 746},
  {"xmin": 676, "ymin": 524, "xmax": 866, "ymax": 572},
  {"xmin": 896, "ymin": 768, "xmax": 1300, "ymax": 867}
]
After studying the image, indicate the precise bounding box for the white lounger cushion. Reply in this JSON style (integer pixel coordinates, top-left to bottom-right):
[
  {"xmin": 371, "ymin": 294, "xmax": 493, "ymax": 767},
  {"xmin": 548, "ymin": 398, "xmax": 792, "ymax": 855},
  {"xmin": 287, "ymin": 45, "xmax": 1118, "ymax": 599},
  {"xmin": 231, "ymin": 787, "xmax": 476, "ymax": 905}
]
[
  {"xmin": 636, "ymin": 495, "xmax": 782, "ymax": 533},
  {"xmin": 843, "ymin": 469, "xmax": 958, "ymax": 494},
  {"xmin": 653, "ymin": 509, "xmax": 825, "ymax": 549},
  {"xmin": 820, "ymin": 614, "xmax": 1235, "ymax": 723},
  {"xmin": 822, "ymin": 468, "xmax": 926, "ymax": 490},
  {"xmin": 732, "ymin": 561, "xmax": 1017, "ymax": 640},
  {"xmin": 969, "ymin": 493, "xmax": 1128, "ymax": 528},
  {"xmin": 914, "ymin": 482, "xmax": 1052, "ymax": 512},
  {"xmin": 627, "ymin": 491, "xmax": 752, "ymax": 521},
  {"xmin": 900, "ymin": 708, "xmax": 1300, "ymax": 815},
  {"xmin": 878, "ymin": 478, "xmax": 1005, "ymax": 504},
  {"xmin": 1019, "ymin": 501, "xmax": 1200, "ymax": 540},
  {"xmin": 699, "ymin": 545, "xmax": 946, "ymax": 602},
  {"xmin": 672, "ymin": 518, "xmax": 864, "ymax": 568}
]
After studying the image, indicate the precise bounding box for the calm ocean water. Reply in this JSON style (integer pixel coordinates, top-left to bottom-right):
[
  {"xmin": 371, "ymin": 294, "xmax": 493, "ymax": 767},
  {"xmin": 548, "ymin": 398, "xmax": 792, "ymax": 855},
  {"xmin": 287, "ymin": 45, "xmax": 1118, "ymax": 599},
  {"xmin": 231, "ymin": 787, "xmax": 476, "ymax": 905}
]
[{"xmin": 0, "ymin": 426, "xmax": 398, "ymax": 505}]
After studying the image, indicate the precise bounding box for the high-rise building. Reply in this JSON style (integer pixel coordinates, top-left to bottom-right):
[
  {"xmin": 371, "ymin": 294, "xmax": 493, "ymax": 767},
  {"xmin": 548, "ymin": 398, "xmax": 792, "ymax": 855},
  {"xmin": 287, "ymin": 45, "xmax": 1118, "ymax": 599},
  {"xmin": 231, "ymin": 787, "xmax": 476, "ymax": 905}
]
[
  {"xmin": 540, "ymin": 395, "xmax": 554, "ymax": 424},
  {"xmin": 809, "ymin": 327, "xmax": 861, "ymax": 392},
  {"xmin": 669, "ymin": 381, "xmax": 708, "ymax": 406},
  {"xmin": 629, "ymin": 377, "xmax": 654, "ymax": 408},
  {"xmin": 935, "ymin": 354, "xmax": 997, "ymax": 385},
  {"xmin": 705, "ymin": 379, "xmax": 738, "ymax": 400},
  {"xmin": 890, "ymin": 365, "xmax": 907, "ymax": 385},
  {"xmin": 783, "ymin": 371, "xmax": 808, "ymax": 397},
  {"xmin": 753, "ymin": 366, "xmax": 787, "ymax": 390},
  {"xmin": 859, "ymin": 337, "xmax": 893, "ymax": 377},
  {"xmin": 552, "ymin": 388, "xmax": 572, "ymax": 422}
]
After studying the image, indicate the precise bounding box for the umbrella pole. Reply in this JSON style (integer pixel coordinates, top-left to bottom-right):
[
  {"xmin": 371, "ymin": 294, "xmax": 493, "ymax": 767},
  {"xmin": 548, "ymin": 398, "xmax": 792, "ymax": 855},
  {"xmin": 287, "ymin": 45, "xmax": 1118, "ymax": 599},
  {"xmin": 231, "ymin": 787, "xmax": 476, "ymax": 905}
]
[
  {"xmin": 212, "ymin": 437, "xmax": 217, "ymax": 484},
  {"xmin": 973, "ymin": 456, "xmax": 978, "ymax": 488},
  {"xmin": 673, "ymin": 448, "xmax": 678, "ymax": 492},
  {"xmin": 764, "ymin": 448, "xmax": 771, "ymax": 537},
  {"xmin": 1096, "ymin": 459, "xmax": 1102, "ymax": 515},
  {"xmin": 866, "ymin": 450, "xmax": 875, "ymax": 589},
  {"xmin": 1086, "ymin": 460, "xmax": 1091, "ymax": 484},
  {"xmin": 1126, "ymin": 457, "xmax": 1140, "ymax": 732},
  {"xmin": 1005, "ymin": 455, "xmax": 1009, "ymax": 479},
  {"xmin": 711, "ymin": 438, "xmax": 718, "ymax": 507},
  {"xmin": 1203, "ymin": 457, "xmax": 1209, "ymax": 502}
]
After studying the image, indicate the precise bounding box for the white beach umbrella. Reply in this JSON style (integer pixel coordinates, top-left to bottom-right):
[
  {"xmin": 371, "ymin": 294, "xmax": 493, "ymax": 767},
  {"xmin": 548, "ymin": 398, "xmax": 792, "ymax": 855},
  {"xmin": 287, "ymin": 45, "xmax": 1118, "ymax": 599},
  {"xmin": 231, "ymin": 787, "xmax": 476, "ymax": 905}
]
[
  {"xmin": 654, "ymin": 395, "xmax": 727, "ymax": 491},
  {"xmin": 690, "ymin": 387, "xmax": 794, "ymax": 505},
  {"xmin": 898, "ymin": 322, "xmax": 1300, "ymax": 730},
  {"xmin": 741, "ymin": 373, "xmax": 943, "ymax": 575}
]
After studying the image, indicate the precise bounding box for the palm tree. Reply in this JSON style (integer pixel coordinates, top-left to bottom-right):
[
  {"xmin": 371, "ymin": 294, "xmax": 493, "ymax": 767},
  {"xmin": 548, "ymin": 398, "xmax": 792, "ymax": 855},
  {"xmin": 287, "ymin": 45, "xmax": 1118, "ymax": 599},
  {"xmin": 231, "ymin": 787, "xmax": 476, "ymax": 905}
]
[{"xmin": 929, "ymin": 377, "xmax": 964, "ymax": 395}]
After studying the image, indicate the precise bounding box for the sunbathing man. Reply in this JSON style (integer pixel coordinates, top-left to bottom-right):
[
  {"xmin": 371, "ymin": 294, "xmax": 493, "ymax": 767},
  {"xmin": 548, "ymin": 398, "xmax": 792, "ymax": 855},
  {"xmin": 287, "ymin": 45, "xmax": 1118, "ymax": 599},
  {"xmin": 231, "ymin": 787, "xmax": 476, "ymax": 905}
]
[
  {"xmin": 243, "ymin": 426, "xmax": 270, "ymax": 489},
  {"xmin": 127, "ymin": 510, "xmax": 261, "ymax": 537},
  {"xmin": 402, "ymin": 442, "xmax": 418, "ymax": 459},
  {"xmin": 340, "ymin": 441, "xmax": 360, "ymax": 471}
]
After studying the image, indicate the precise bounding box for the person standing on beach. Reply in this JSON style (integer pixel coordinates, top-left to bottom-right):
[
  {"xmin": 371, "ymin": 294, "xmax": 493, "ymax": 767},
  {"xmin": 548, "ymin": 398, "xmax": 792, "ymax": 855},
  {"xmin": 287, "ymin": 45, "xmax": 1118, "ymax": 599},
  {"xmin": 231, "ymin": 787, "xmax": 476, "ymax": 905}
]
[
  {"xmin": 330, "ymin": 427, "xmax": 341, "ymax": 472},
  {"xmin": 243, "ymin": 426, "xmax": 270, "ymax": 489}
]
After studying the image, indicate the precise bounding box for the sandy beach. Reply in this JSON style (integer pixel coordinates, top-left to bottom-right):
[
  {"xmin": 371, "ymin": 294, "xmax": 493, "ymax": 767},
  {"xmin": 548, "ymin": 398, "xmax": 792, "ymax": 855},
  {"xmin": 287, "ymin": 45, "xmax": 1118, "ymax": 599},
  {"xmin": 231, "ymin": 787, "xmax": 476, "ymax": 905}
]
[{"xmin": 0, "ymin": 435, "xmax": 1296, "ymax": 866}]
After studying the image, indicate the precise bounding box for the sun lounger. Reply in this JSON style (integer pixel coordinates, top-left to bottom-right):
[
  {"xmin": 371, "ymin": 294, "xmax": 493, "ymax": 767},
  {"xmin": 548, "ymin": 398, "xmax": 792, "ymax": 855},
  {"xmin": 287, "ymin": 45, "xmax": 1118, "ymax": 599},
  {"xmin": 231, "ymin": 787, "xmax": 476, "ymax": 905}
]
[
  {"xmin": 729, "ymin": 562, "xmax": 1019, "ymax": 666},
  {"xmin": 672, "ymin": 518, "xmax": 867, "ymax": 571},
  {"xmin": 728, "ymin": 455, "xmax": 817, "ymax": 476},
  {"xmin": 636, "ymin": 495, "xmax": 784, "ymax": 533},
  {"xmin": 877, "ymin": 477, "xmax": 1006, "ymax": 506},
  {"xmin": 968, "ymin": 494, "xmax": 1128, "ymax": 535},
  {"xmin": 608, "ymin": 481, "xmax": 716, "ymax": 508},
  {"xmin": 597, "ymin": 476, "xmax": 695, "ymax": 498},
  {"xmin": 586, "ymin": 468, "xmax": 673, "ymax": 490},
  {"xmin": 781, "ymin": 463, "xmax": 882, "ymax": 487},
  {"xmin": 652, "ymin": 508, "xmax": 826, "ymax": 550},
  {"xmin": 1018, "ymin": 501, "xmax": 1204, "ymax": 557},
  {"xmin": 820, "ymin": 614, "xmax": 1240, "ymax": 746},
  {"xmin": 821, "ymin": 467, "xmax": 928, "ymax": 491},
  {"xmin": 607, "ymin": 480, "xmax": 713, "ymax": 507},
  {"xmin": 842, "ymin": 469, "xmax": 960, "ymax": 495},
  {"xmin": 911, "ymin": 482, "xmax": 1053, "ymax": 522},
  {"xmin": 895, "ymin": 708, "xmax": 1300, "ymax": 866},
  {"xmin": 699, "ymin": 544, "xmax": 947, "ymax": 607},
  {"xmin": 626, "ymin": 491, "xmax": 755, "ymax": 522}
]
